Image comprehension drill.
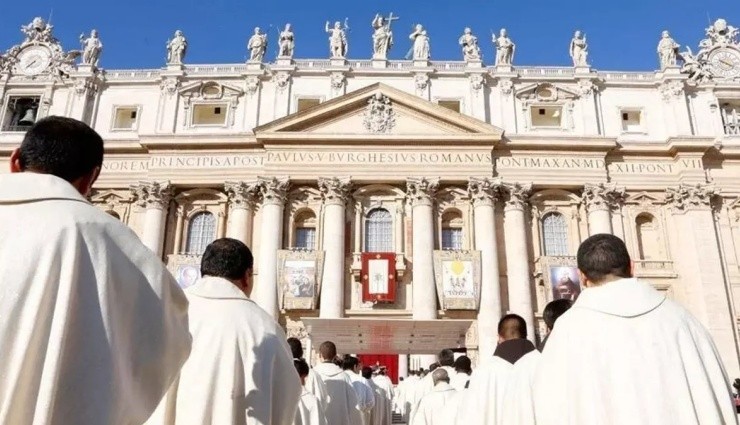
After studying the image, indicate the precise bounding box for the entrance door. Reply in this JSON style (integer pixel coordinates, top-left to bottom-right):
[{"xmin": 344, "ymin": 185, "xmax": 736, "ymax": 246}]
[{"xmin": 357, "ymin": 354, "xmax": 400, "ymax": 384}]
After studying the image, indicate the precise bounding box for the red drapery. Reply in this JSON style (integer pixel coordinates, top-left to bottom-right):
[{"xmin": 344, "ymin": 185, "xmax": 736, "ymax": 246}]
[{"xmin": 357, "ymin": 354, "xmax": 400, "ymax": 384}]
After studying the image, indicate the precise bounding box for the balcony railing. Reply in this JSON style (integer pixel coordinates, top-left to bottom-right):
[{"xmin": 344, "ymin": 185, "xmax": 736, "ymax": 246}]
[{"xmin": 633, "ymin": 260, "xmax": 676, "ymax": 278}]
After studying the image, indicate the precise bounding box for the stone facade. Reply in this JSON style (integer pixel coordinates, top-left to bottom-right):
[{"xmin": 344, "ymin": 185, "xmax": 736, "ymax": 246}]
[{"xmin": 2, "ymin": 17, "xmax": 740, "ymax": 375}]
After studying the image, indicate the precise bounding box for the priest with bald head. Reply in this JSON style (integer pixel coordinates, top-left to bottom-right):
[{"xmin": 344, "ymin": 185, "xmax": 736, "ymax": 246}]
[
  {"xmin": 413, "ymin": 368, "xmax": 458, "ymax": 425},
  {"xmin": 312, "ymin": 341, "xmax": 362, "ymax": 425}
]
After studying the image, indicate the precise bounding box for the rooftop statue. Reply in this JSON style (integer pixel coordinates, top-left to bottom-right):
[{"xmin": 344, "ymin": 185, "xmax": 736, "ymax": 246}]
[
  {"xmin": 458, "ymin": 27, "xmax": 481, "ymax": 61},
  {"xmin": 372, "ymin": 13, "xmax": 397, "ymax": 60},
  {"xmin": 79, "ymin": 29, "xmax": 103, "ymax": 66},
  {"xmin": 657, "ymin": 30, "xmax": 680, "ymax": 69},
  {"xmin": 569, "ymin": 30, "xmax": 588, "ymax": 67},
  {"xmin": 248, "ymin": 27, "xmax": 268, "ymax": 62},
  {"xmin": 494, "ymin": 28, "xmax": 515, "ymax": 66},
  {"xmin": 278, "ymin": 23, "xmax": 295, "ymax": 58},
  {"xmin": 409, "ymin": 24, "xmax": 430, "ymax": 60},
  {"xmin": 21, "ymin": 17, "xmax": 55, "ymax": 43},
  {"xmin": 166, "ymin": 30, "xmax": 188, "ymax": 65},
  {"xmin": 325, "ymin": 20, "xmax": 348, "ymax": 58}
]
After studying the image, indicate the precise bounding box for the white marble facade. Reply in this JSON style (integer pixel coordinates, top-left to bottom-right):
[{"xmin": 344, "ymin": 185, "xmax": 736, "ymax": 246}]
[{"xmin": 2, "ymin": 17, "xmax": 740, "ymax": 375}]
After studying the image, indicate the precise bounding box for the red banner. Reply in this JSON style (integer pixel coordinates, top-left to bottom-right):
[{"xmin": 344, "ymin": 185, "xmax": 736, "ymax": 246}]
[{"xmin": 361, "ymin": 252, "xmax": 396, "ymax": 303}]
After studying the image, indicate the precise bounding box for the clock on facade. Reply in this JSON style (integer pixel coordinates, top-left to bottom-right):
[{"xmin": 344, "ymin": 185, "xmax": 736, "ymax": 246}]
[
  {"xmin": 17, "ymin": 45, "xmax": 52, "ymax": 76},
  {"xmin": 708, "ymin": 48, "xmax": 740, "ymax": 79}
]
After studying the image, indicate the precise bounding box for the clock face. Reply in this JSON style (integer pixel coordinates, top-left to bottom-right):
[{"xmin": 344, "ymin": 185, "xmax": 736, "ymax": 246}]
[
  {"xmin": 709, "ymin": 48, "xmax": 740, "ymax": 79},
  {"xmin": 17, "ymin": 46, "xmax": 52, "ymax": 76}
]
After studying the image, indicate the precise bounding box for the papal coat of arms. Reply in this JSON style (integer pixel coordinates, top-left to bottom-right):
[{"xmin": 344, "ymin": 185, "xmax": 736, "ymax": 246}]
[{"xmin": 362, "ymin": 93, "xmax": 396, "ymax": 133}]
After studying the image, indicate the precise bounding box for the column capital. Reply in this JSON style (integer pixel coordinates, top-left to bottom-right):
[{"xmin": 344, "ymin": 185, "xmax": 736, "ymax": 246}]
[
  {"xmin": 582, "ymin": 182, "xmax": 626, "ymax": 213},
  {"xmin": 665, "ymin": 183, "xmax": 719, "ymax": 213},
  {"xmin": 130, "ymin": 181, "xmax": 173, "ymax": 210},
  {"xmin": 502, "ymin": 182, "xmax": 532, "ymax": 212},
  {"xmin": 468, "ymin": 177, "xmax": 503, "ymax": 208},
  {"xmin": 257, "ymin": 176, "xmax": 290, "ymax": 206},
  {"xmin": 318, "ymin": 177, "xmax": 352, "ymax": 206},
  {"xmin": 406, "ymin": 177, "xmax": 439, "ymax": 207},
  {"xmin": 224, "ymin": 181, "xmax": 259, "ymax": 210}
]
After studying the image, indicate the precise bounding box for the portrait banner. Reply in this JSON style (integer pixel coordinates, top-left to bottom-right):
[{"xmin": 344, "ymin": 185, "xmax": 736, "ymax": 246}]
[
  {"xmin": 433, "ymin": 250, "xmax": 482, "ymax": 310},
  {"xmin": 277, "ymin": 250, "xmax": 325, "ymax": 310},
  {"xmin": 539, "ymin": 256, "xmax": 582, "ymax": 302},
  {"xmin": 166, "ymin": 254, "xmax": 203, "ymax": 290},
  {"xmin": 362, "ymin": 252, "xmax": 397, "ymax": 303}
]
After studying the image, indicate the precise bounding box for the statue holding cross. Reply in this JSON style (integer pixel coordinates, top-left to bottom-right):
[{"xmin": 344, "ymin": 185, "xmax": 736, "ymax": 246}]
[{"xmin": 372, "ymin": 12, "xmax": 398, "ymax": 60}]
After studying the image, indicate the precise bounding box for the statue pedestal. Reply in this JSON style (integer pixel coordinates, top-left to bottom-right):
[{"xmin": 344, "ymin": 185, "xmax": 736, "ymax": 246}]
[
  {"xmin": 413, "ymin": 60, "xmax": 430, "ymax": 68},
  {"xmin": 76, "ymin": 64, "xmax": 97, "ymax": 75},
  {"xmin": 661, "ymin": 66, "xmax": 682, "ymax": 76},
  {"xmin": 495, "ymin": 65, "xmax": 514, "ymax": 73},
  {"xmin": 574, "ymin": 66, "xmax": 592, "ymax": 75},
  {"xmin": 465, "ymin": 60, "xmax": 483, "ymax": 69},
  {"xmin": 165, "ymin": 63, "xmax": 184, "ymax": 72},
  {"xmin": 372, "ymin": 59, "xmax": 388, "ymax": 69},
  {"xmin": 276, "ymin": 57, "xmax": 293, "ymax": 66},
  {"xmin": 330, "ymin": 58, "xmax": 347, "ymax": 67},
  {"xmin": 246, "ymin": 61, "xmax": 264, "ymax": 71}
]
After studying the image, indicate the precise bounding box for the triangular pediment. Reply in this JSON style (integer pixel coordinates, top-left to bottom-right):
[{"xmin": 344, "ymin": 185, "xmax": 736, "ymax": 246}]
[
  {"xmin": 516, "ymin": 82, "xmax": 580, "ymax": 102},
  {"xmin": 626, "ymin": 191, "xmax": 664, "ymax": 205},
  {"xmin": 255, "ymin": 83, "xmax": 502, "ymax": 143},
  {"xmin": 179, "ymin": 80, "xmax": 244, "ymax": 99}
]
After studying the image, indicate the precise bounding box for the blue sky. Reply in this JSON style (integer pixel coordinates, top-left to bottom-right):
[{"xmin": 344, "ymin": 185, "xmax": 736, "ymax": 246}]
[{"xmin": 1, "ymin": 0, "xmax": 738, "ymax": 70}]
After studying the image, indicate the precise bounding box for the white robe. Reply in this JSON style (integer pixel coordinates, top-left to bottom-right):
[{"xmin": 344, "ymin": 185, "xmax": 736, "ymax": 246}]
[
  {"xmin": 400, "ymin": 376, "xmax": 419, "ymax": 419},
  {"xmin": 305, "ymin": 368, "xmax": 330, "ymax": 413},
  {"xmin": 455, "ymin": 357, "xmax": 513, "ymax": 425},
  {"xmin": 533, "ymin": 278, "xmax": 738, "ymax": 425},
  {"xmin": 372, "ymin": 374, "xmax": 394, "ymax": 423},
  {"xmin": 313, "ymin": 362, "xmax": 362, "ymax": 425},
  {"xmin": 501, "ymin": 350, "xmax": 541, "ymax": 425},
  {"xmin": 412, "ymin": 382, "xmax": 457, "ymax": 425},
  {"xmin": 409, "ymin": 366, "xmax": 456, "ymax": 424},
  {"xmin": 449, "ymin": 372, "xmax": 470, "ymax": 392},
  {"xmin": 294, "ymin": 388, "xmax": 327, "ymax": 425},
  {"xmin": 0, "ymin": 173, "xmax": 191, "ymax": 425},
  {"xmin": 346, "ymin": 372, "xmax": 374, "ymax": 425},
  {"xmin": 147, "ymin": 276, "xmax": 301, "ymax": 425},
  {"xmin": 368, "ymin": 379, "xmax": 392, "ymax": 425}
]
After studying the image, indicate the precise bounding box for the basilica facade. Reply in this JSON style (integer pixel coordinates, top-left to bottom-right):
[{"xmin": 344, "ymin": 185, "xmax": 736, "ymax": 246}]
[{"xmin": 2, "ymin": 16, "xmax": 740, "ymax": 378}]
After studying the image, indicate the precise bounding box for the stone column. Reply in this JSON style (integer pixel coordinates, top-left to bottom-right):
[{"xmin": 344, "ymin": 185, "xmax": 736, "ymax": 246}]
[
  {"xmin": 468, "ymin": 178, "xmax": 503, "ymax": 360},
  {"xmin": 130, "ymin": 181, "xmax": 173, "ymax": 258},
  {"xmin": 407, "ymin": 178, "xmax": 439, "ymax": 322},
  {"xmin": 225, "ymin": 181, "xmax": 258, "ymax": 246},
  {"xmin": 502, "ymin": 182, "xmax": 535, "ymax": 340},
  {"xmin": 398, "ymin": 354, "xmax": 409, "ymax": 379},
  {"xmin": 318, "ymin": 177, "xmax": 352, "ymax": 318},
  {"xmin": 253, "ymin": 177, "xmax": 289, "ymax": 319},
  {"xmin": 666, "ymin": 184, "xmax": 740, "ymax": 376},
  {"xmin": 582, "ymin": 183, "xmax": 625, "ymax": 236}
]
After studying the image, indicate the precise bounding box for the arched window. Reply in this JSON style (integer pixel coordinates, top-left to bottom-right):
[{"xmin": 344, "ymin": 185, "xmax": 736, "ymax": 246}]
[
  {"xmin": 365, "ymin": 208, "xmax": 393, "ymax": 252},
  {"xmin": 185, "ymin": 212, "xmax": 216, "ymax": 255},
  {"xmin": 294, "ymin": 210, "xmax": 317, "ymax": 249},
  {"xmin": 542, "ymin": 212, "xmax": 569, "ymax": 256},
  {"xmin": 635, "ymin": 213, "xmax": 661, "ymax": 260},
  {"xmin": 441, "ymin": 209, "xmax": 464, "ymax": 250}
]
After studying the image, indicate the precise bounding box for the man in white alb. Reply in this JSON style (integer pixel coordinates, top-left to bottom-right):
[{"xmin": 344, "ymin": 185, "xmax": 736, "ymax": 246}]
[
  {"xmin": 313, "ymin": 341, "xmax": 363, "ymax": 425},
  {"xmin": 343, "ymin": 356, "xmax": 375, "ymax": 425},
  {"xmin": 288, "ymin": 337, "xmax": 330, "ymax": 414},
  {"xmin": 413, "ymin": 369, "xmax": 458, "ymax": 425}
]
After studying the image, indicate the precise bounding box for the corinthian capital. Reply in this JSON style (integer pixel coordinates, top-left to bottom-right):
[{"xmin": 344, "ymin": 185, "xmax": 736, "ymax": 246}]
[
  {"xmin": 502, "ymin": 182, "xmax": 532, "ymax": 211},
  {"xmin": 257, "ymin": 177, "xmax": 290, "ymax": 206},
  {"xmin": 318, "ymin": 177, "xmax": 352, "ymax": 206},
  {"xmin": 224, "ymin": 181, "xmax": 259, "ymax": 210},
  {"xmin": 665, "ymin": 183, "xmax": 719, "ymax": 212},
  {"xmin": 582, "ymin": 183, "xmax": 626, "ymax": 213},
  {"xmin": 130, "ymin": 181, "xmax": 173, "ymax": 209},
  {"xmin": 406, "ymin": 177, "xmax": 439, "ymax": 207},
  {"xmin": 468, "ymin": 177, "xmax": 502, "ymax": 207}
]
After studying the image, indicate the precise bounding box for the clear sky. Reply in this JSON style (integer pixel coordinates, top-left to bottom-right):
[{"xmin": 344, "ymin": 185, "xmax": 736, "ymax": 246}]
[{"xmin": 1, "ymin": 0, "xmax": 739, "ymax": 71}]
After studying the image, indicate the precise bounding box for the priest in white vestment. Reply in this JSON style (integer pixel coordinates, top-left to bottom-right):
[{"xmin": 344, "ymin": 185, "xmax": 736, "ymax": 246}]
[
  {"xmin": 343, "ymin": 356, "xmax": 375, "ymax": 425},
  {"xmin": 401, "ymin": 372, "xmax": 420, "ymax": 420},
  {"xmin": 409, "ymin": 350, "xmax": 458, "ymax": 424},
  {"xmin": 147, "ymin": 238, "xmax": 301, "ymax": 425},
  {"xmin": 534, "ymin": 234, "xmax": 738, "ymax": 425},
  {"xmin": 412, "ymin": 369, "xmax": 458, "ymax": 425},
  {"xmin": 313, "ymin": 341, "xmax": 363, "ymax": 425},
  {"xmin": 450, "ymin": 356, "xmax": 472, "ymax": 391},
  {"xmin": 456, "ymin": 314, "xmax": 537, "ymax": 425},
  {"xmin": 288, "ymin": 337, "xmax": 330, "ymax": 413},
  {"xmin": 372, "ymin": 368, "xmax": 394, "ymax": 423},
  {"xmin": 294, "ymin": 358, "xmax": 328, "ymax": 425},
  {"xmin": 0, "ymin": 116, "xmax": 191, "ymax": 425}
]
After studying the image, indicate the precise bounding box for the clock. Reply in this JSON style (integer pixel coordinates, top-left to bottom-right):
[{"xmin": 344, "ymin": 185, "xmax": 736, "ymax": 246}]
[
  {"xmin": 16, "ymin": 45, "xmax": 52, "ymax": 76},
  {"xmin": 708, "ymin": 48, "xmax": 740, "ymax": 79}
]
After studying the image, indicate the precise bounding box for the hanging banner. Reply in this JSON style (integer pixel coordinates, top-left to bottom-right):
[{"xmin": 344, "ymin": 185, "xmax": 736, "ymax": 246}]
[{"xmin": 362, "ymin": 252, "xmax": 397, "ymax": 303}]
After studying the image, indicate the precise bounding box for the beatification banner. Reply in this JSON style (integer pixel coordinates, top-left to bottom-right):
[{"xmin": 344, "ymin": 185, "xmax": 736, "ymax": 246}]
[
  {"xmin": 433, "ymin": 250, "xmax": 482, "ymax": 310},
  {"xmin": 362, "ymin": 252, "xmax": 397, "ymax": 303}
]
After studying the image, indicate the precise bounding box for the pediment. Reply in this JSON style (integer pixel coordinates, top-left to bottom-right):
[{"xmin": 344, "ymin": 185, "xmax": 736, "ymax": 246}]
[
  {"xmin": 516, "ymin": 82, "xmax": 580, "ymax": 102},
  {"xmin": 89, "ymin": 189, "xmax": 132, "ymax": 204},
  {"xmin": 255, "ymin": 83, "xmax": 502, "ymax": 143},
  {"xmin": 179, "ymin": 80, "xmax": 243, "ymax": 100},
  {"xmin": 626, "ymin": 191, "xmax": 664, "ymax": 205}
]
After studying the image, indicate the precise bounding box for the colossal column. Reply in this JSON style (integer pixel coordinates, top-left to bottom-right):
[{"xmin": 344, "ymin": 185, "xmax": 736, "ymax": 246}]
[
  {"xmin": 407, "ymin": 177, "xmax": 439, "ymax": 320},
  {"xmin": 583, "ymin": 183, "xmax": 625, "ymax": 235},
  {"xmin": 254, "ymin": 177, "xmax": 289, "ymax": 319},
  {"xmin": 224, "ymin": 181, "xmax": 258, "ymax": 246},
  {"xmin": 318, "ymin": 177, "xmax": 352, "ymax": 318},
  {"xmin": 130, "ymin": 181, "xmax": 173, "ymax": 258},
  {"xmin": 502, "ymin": 182, "xmax": 535, "ymax": 340},
  {"xmin": 468, "ymin": 177, "xmax": 503, "ymax": 360},
  {"xmin": 666, "ymin": 184, "xmax": 740, "ymax": 376}
]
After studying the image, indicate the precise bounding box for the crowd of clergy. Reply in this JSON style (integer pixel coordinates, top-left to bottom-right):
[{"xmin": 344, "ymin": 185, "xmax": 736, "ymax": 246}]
[{"xmin": 1, "ymin": 115, "xmax": 740, "ymax": 425}]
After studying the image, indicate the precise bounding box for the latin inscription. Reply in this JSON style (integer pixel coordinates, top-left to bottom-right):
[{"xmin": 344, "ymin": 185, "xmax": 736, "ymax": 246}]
[
  {"xmin": 266, "ymin": 152, "xmax": 492, "ymax": 164},
  {"xmin": 100, "ymin": 154, "xmax": 264, "ymax": 173},
  {"xmin": 496, "ymin": 157, "xmax": 605, "ymax": 169}
]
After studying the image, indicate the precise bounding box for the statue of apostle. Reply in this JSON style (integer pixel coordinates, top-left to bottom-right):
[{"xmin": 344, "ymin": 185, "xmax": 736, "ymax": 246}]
[
  {"xmin": 278, "ymin": 23, "xmax": 295, "ymax": 58},
  {"xmin": 247, "ymin": 27, "xmax": 268, "ymax": 62},
  {"xmin": 372, "ymin": 13, "xmax": 396, "ymax": 60},
  {"xmin": 657, "ymin": 30, "xmax": 680, "ymax": 69},
  {"xmin": 80, "ymin": 29, "xmax": 103, "ymax": 66},
  {"xmin": 569, "ymin": 30, "xmax": 588, "ymax": 67},
  {"xmin": 494, "ymin": 28, "xmax": 516, "ymax": 66},
  {"xmin": 166, "ymin": 30, "xmax": 188, "ymax": 65},
  {"xmin": 325, "ymin": 20, "xmax": 348, "ymax": 58},
  {"xmin": 458, "ymin": 27, "xmax": 481, "ymax": 61}
]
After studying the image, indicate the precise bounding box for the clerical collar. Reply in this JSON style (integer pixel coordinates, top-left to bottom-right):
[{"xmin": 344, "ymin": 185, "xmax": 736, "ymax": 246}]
[{"xmin": 494, "ymin": 338, "xmax": 536, "ymax": 364}]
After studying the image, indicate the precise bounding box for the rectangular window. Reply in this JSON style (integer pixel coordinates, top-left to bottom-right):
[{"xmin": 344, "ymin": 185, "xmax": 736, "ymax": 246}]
[
  {"xmin": 721, "ymin": 103, "xmax": 740, "ymax": 136},
  {"xmin": 620, "ymin": 109, "xmax": 643, "ymax": 133},
  {"xmin": 295, "ymin": 227, "xmax": 316, "ymax": 250},
  {"xmin": 296, "ymin": 98, "xmax": 321, "ymax": 112},
  {"xmin": 441, "ymin": 228, "xmax": 463, "ymax": 250},
  {"xmin": 112, "ymin": 106, "xmax": 139, "ymax": 131},
  {"xmin": 192, "ymin": 103, "xmax": 228, "ymax": 126},
  {"xmin": 437, "ymin": 100, "xmax": 461, "ymax": 113},
  {"xmin": 2, "ymin": 96, "xmax": 40, "ymax": 132},
  {"xmin": 530, "ymin": 106, "xmax": 562, "ymax": 128}
]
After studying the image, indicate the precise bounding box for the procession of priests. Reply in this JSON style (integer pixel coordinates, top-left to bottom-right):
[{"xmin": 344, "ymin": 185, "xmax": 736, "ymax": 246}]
[{"xmin": 0, "ymin": 116, "xmax": 738, "ymax": 425}]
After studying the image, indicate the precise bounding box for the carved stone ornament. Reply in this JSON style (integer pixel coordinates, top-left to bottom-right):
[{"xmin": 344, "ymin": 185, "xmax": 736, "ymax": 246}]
[
  {"xmin": 658, "ymin": 80, "xmax": 684, "ymax": 102},
  {"xmin": 582, "ymin": 183, "xmax": 626, "ymax": 212},
  {"xmin": 245, "ymin": 76, "xmax": 261, "ymax": 95},
  {"xmin": 502, "ymin": 182, "xmax": 532, "ymax": 211},
  {"xmin": 362, "ymin": 93, "xmax": 396, "ymax": 134},
  {"xmin": 160, "ymin": 78, "xmax": 180, "ymax": 96},
  {"xmin": 130, "ymin": 181, "xmax": 173, "ymax": 209},
  {"xmin": 73, "ymin": 79, "xmax": 97, "ymax": 96},
  {"xmin": 498, "ymin": 79, "xmax": 514, "ymax": 96},
  {"xmin": 330, "ymin": 72, "xmax": 346, "ymax": 90},
  {"xmin": 665, "ymin": 183, "xmax": 719, "ymax": 212},
  {"xmin": 414, "ymin": 73, "xmax": 430, "ymax": 93},
  {"xmin": 224, "ymin": 181, "xmax": 258, "ymax": 210},
  {"xmin": 318, "ymin": 177, "xmax": 352, "ymax": 206},
  {"xmin": 577, "ymin": 80, "xmax": 598, "ymax": 96},
  {"xmin": 406, "ymin": 177, "xmax": 439, "ymax": 207},
  {"xmin": 4, "ymin": 17, "xmax": 83, "ymax": 79},
  {"xmin": 274, "ymin": 72, "xmax": 291, "ymax": 92},
  {"xmin": 468, "ymin": 177, "xmax": 502, "ymax": 207},
  {"xmin": 258, "ymin": 176, "xmax": 290, "ymax": 206},
  {"xmin": 469, "ymin": 73, "xmax": 485, "ymax": 91}
]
